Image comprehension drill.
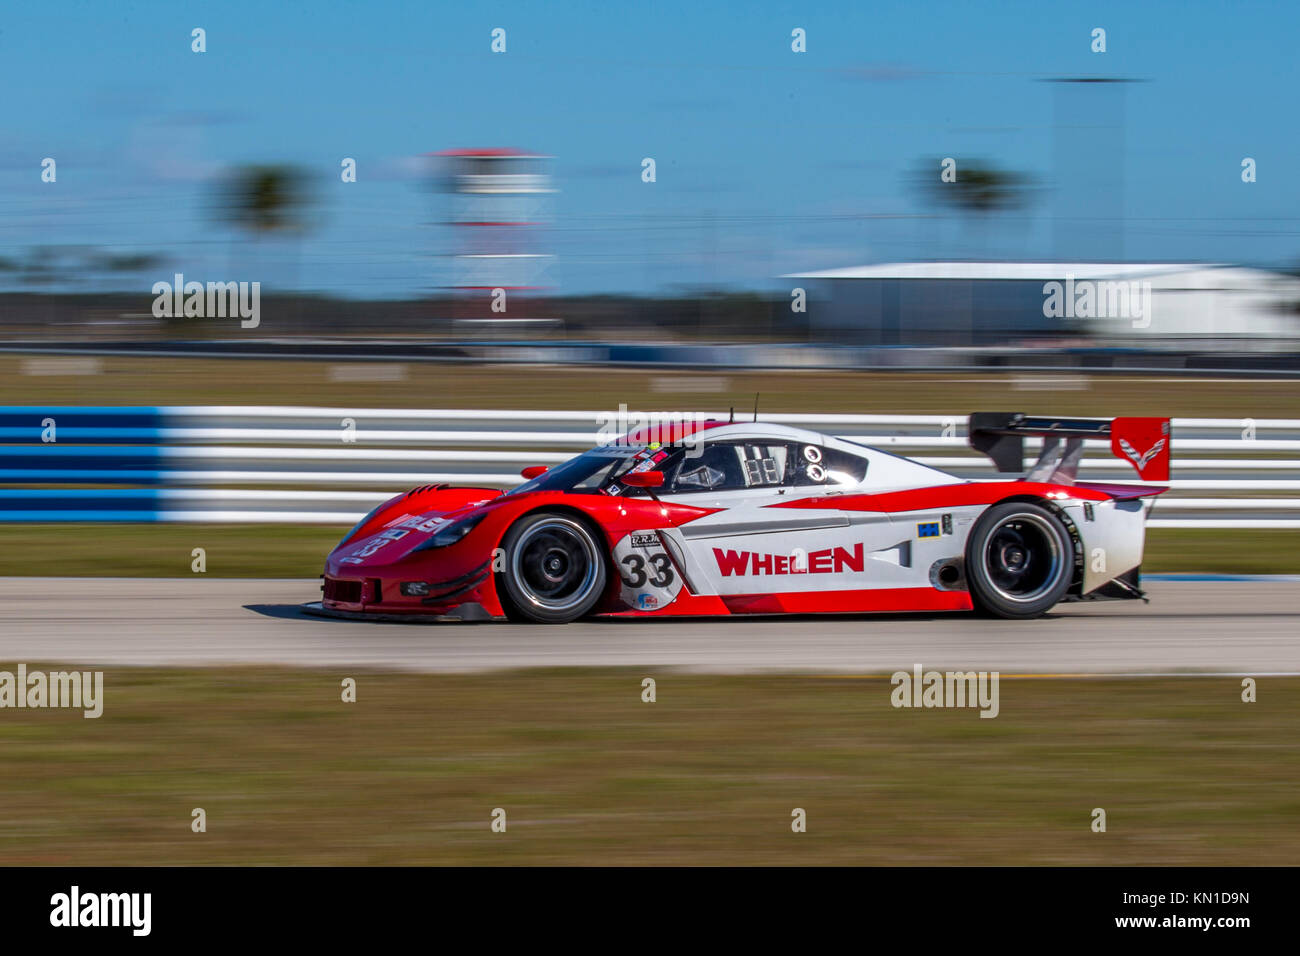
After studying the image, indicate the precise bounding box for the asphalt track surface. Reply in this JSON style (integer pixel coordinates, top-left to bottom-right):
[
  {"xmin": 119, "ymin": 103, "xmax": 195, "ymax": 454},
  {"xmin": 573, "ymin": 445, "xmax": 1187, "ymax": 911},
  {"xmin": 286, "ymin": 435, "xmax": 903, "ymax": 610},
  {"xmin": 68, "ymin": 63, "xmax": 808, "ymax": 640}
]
[{"xmin": 1, "ymin": 578, "xmax": 1296, "ymax": 675}]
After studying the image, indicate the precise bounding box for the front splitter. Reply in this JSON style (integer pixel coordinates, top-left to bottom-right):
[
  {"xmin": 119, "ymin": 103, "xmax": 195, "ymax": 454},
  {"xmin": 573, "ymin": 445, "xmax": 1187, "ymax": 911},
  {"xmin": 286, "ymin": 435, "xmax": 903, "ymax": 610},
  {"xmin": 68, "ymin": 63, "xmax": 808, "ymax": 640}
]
[{"xmin": 300, "ymin": 601, "xmax": 495, "ymax": 624}]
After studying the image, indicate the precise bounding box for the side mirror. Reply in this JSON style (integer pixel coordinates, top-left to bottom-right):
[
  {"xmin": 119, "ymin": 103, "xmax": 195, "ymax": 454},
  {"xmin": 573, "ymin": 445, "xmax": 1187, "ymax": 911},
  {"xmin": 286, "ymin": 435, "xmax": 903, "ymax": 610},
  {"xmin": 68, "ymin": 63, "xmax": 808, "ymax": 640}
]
[
  {"xmin": 520, "ymin": 466, "xmax": 548, "ymax": 480},
  {"xmin": 622, "ymin": 470, "xmax": 664, "ymax": 489}
]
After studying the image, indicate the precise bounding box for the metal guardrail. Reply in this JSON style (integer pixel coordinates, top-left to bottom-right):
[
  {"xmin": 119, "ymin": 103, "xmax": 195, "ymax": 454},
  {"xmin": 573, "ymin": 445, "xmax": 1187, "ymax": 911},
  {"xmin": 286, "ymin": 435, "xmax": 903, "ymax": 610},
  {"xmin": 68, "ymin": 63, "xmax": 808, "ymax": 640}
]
[
  {"xmin": 7, "ymin": 340, "xmax": 1300, "ymax": 376},
  {"xmin": 2, "ymin": 406, "xmax": 1299, "ymax": 527}
]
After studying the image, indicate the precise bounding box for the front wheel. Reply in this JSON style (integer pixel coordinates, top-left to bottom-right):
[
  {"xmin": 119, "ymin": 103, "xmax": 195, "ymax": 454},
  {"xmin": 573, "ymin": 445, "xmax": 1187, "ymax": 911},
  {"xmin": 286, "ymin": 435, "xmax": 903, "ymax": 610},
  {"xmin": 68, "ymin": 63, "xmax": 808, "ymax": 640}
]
[
  {"xmin": 965, "ymin": 502, "xmax": 1073, "ymax": 619},
  {"xmin": 496, "ymin": 512, "xmax": 608, "ymax": 623}
]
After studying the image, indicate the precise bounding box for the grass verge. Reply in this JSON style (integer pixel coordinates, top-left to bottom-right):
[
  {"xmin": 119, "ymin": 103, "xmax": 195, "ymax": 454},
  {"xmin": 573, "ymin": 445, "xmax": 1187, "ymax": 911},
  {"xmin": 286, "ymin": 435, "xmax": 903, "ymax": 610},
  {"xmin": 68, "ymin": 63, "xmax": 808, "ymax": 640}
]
[
  {"xmin": 3, "ymin": 354, "xmax": 1300, "ymax": 416},
  {"xmin": 0, "ymin": 668, "xmax": 1294, "ymax": 865}
]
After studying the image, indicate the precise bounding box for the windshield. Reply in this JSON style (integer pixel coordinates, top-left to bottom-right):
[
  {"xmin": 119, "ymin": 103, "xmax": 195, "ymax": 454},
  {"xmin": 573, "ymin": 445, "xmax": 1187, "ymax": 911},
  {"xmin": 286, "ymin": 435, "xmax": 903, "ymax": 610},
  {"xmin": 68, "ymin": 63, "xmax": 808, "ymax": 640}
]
[{"xmin": 506, "ymin": 447, "xmax": 671, "ymax": 496}]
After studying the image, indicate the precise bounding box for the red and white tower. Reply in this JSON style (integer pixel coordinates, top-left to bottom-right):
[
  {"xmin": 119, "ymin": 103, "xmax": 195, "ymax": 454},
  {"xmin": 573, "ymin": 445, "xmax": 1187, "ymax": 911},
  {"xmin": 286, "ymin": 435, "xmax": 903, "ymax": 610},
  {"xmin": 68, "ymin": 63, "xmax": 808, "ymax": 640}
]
[{"xmin": 433, "ymin": 148, "xmax": 555, "ymax": 298}]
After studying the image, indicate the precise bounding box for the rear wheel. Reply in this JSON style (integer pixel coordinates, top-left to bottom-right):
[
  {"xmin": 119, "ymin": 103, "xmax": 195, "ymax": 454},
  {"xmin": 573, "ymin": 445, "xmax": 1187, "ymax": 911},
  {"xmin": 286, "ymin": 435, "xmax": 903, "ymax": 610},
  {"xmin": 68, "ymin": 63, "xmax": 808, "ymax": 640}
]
[
  {"xmin": 496, "ymin": 512, "xmax": 607, "ymax": 624},
  {"xmin": 965, "ymin": 502, "xmax": 1073, "ymax": 619}
]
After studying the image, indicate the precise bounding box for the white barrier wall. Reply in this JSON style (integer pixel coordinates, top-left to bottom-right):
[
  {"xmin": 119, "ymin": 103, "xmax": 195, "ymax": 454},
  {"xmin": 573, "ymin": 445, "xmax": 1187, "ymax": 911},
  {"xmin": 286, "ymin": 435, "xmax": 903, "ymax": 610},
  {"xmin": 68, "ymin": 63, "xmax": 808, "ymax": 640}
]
[{"xmin": 2, "ymin": 407, "xmax": 1298, "ymax": 526}]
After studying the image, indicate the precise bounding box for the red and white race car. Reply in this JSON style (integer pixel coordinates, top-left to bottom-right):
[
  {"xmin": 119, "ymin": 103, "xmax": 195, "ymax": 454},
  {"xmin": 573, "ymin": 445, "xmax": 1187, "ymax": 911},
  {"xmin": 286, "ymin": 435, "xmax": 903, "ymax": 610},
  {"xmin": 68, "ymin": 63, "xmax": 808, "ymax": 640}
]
[{"xmin": 315, "ymin": 412, "xmax": 1170, "ymax": 623}]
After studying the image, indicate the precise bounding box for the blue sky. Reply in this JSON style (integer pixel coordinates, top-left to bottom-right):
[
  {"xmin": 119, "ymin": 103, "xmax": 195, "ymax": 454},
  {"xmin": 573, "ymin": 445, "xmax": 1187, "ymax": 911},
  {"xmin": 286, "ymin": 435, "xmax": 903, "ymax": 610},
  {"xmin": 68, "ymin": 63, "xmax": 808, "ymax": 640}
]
[{"xmin": 2, "ymin": 0, "xmax": 1296, "ymax": 297}]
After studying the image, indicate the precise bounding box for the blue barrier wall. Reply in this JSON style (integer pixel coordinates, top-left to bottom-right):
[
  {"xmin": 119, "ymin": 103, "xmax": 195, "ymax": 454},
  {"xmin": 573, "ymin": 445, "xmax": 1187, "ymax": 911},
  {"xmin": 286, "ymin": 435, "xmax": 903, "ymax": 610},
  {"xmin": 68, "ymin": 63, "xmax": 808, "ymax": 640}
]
[
  {"xmin": 2, "ymin": 407, "xmax": 169, "ymax": 520},
  {"xmin": 0, "ymin": 406, "xmax": 167, "ymax": 445}
]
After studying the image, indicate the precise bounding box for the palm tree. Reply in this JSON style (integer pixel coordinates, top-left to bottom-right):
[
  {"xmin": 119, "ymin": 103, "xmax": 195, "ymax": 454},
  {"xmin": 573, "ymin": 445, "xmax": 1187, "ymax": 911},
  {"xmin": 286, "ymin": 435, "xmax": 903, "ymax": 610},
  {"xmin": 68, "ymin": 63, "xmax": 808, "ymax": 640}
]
[
  {"xmin": 916, "ymin": 159, "xmax": 1036, "ymax": 257},
  {"xmin": 217, "ymin": 164, "xmax": 311, "ymax": 235},
  {"xmin": 213, "ymin": 165, "xmax": 315, "ymax": 323}
]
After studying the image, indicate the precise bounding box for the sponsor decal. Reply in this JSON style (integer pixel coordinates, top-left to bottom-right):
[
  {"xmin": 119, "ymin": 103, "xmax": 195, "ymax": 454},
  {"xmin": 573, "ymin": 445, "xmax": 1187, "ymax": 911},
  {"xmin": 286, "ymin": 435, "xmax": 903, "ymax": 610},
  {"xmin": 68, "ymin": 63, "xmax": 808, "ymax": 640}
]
[
  {"xmin": 401, "ymin": 515, "xmax": 449, "ymax": 533},
  {"xmin": 342, "ymin": 527, "xmax": 409, "ymax": 563},
  {"xmin": 713, "ymin": 543, "xmax": 864, "ymax": 576},
  {"xmin": 634, "ymin": 593, "xmax": 659, "ymax": 610},
  {"xmin": 629, "ymin": 532, "xmax": 659, "ymax": 549},
  {"xmin": 917, "ymin": 521, "xmax": 941, "ymax": 539}
]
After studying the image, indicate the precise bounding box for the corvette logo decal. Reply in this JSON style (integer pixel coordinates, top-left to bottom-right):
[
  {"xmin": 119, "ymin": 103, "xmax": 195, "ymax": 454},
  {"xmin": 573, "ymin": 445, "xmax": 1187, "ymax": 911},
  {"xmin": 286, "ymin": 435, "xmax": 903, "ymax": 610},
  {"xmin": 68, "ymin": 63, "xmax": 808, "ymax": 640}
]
[{"xmin": 1118, "ymin": 437, "xmax": 1166, "ymax": 471}]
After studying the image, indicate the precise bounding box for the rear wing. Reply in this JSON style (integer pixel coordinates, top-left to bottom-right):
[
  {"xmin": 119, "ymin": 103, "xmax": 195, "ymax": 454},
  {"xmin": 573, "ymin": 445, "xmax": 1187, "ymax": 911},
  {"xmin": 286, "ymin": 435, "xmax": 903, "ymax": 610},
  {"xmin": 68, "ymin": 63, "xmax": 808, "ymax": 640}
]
[{"xmin": 969, "ymin": 413, "xmax": 1171, "ymax": 483}]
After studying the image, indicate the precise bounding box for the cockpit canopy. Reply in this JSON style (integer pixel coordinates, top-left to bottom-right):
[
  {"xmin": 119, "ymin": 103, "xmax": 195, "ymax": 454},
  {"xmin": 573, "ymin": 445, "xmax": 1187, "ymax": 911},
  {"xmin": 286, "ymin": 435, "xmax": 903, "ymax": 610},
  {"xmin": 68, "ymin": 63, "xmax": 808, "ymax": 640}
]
[{"xmin": 507, "ymin": 434, "xmax": 870, "ymax": 497}]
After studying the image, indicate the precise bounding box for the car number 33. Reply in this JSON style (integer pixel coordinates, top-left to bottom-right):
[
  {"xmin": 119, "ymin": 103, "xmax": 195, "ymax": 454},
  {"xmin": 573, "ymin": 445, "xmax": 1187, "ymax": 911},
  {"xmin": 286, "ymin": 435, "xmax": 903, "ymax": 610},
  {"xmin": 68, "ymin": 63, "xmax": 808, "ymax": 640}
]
[
  {"xmin": 620, "ymin": 552, "xmax": 674, "ymax": 588},
  {"xmin": 613, "ymin": 531, "xmax": 684, "ymax": 610}
]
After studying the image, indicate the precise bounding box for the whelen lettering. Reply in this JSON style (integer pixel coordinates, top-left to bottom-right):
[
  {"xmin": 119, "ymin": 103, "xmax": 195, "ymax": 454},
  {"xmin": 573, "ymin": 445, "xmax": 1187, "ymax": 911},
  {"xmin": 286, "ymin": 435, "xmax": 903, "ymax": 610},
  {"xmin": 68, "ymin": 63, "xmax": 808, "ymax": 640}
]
[{"xmin": 713, "ymin": 543, "xmax": 864, "ymax": 576}]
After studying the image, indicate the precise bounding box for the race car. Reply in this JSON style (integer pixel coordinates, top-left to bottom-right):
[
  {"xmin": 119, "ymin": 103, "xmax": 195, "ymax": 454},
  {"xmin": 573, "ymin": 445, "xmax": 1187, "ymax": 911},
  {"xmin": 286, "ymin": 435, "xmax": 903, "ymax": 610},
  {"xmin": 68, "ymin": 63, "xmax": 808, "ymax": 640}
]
[{"xmin": 314, "ymin": 412, "xmax": 1171, "ymax": 623}]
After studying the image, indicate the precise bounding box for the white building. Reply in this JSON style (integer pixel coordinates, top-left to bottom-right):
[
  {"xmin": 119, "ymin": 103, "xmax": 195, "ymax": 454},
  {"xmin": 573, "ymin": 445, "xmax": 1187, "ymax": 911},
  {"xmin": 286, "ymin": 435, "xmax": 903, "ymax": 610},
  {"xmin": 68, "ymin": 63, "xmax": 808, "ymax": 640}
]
[{"xmin": 784, "ymin": 262, "xmax": 1300, "ymax": 350}]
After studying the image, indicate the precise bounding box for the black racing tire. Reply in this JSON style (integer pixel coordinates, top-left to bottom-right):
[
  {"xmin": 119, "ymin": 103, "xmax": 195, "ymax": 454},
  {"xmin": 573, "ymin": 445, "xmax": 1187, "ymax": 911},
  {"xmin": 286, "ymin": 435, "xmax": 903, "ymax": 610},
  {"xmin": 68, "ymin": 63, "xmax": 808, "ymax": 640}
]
[
  {"xmin": 496, "ymin": 511, "xmax": 608, "ymax": 624},
  {"xmin": 965, "ymin": 501, "xmax": 1073, "ymax": 619}
]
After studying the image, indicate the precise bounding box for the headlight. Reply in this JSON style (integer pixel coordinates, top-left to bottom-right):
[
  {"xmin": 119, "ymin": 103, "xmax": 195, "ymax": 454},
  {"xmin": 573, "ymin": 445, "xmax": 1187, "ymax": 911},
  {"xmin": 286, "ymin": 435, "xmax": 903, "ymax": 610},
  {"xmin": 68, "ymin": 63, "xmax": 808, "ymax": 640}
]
[{"xmin": 411, "ymin": 514, "xmax": 486, "ymax": 551}]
